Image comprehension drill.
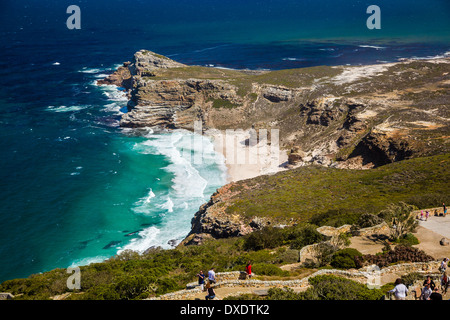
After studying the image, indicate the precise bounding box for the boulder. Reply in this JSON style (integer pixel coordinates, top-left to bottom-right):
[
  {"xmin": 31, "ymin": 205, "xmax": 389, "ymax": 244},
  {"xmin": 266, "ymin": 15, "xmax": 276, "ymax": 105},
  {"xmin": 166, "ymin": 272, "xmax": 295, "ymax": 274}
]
[
  {"xmin": 262, "ymin": 86, "xmax": 292, "ymax": 102},
  {"xmin": 440, "ymin": 238, "xmax": 450, "ymax": 246},
  {"xmin": 288, "ymin": 146, "xmax": 306, "ymax": 165}
]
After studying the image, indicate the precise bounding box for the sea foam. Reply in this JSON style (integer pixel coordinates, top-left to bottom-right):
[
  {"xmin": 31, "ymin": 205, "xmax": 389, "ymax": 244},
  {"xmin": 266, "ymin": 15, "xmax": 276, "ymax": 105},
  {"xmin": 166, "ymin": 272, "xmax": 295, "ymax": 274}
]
[{"xmin": 119, "ymin": 129, "xmax": 227, "ymax": 252}]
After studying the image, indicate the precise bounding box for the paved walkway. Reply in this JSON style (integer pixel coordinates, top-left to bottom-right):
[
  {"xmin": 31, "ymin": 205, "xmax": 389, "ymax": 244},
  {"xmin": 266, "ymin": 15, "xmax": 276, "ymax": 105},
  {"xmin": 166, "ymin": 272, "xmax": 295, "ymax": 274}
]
[{"xmin": 418, "ymin": 213, "xmax": 450, "ymax": 239}]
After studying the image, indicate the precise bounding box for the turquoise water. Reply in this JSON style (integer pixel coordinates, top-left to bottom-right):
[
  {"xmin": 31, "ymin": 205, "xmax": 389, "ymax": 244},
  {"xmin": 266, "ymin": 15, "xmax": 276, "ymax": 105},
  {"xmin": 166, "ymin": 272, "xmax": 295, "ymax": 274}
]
[
  {"xmin": 0, "ymin": 71, "xmax": 227, "ymax": 281},
  {"xmin": 0, "ymin": 0, "xmax": 449, "ymax": 282}
]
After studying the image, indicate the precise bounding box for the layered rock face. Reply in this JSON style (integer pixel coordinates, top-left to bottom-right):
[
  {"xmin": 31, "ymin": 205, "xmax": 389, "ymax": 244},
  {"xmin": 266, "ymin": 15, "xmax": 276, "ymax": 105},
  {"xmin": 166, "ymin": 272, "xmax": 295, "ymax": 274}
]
[
  {"xmin": 99, "ymin": 51, "xmax": 450, "ymax": 244},
  {"xmin": 120, "ymin": 78, "xmax": 241, "ymax": 129},
  {"xmin": 100, "ymin": 51, "xmax": 450, "ymax": 170}
]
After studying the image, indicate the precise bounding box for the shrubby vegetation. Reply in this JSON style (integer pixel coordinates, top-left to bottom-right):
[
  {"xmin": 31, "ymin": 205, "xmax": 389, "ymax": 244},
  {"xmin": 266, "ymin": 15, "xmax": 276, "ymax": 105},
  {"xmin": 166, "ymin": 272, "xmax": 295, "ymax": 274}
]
[
  {"xmin": 225, "ymin": 275, "xmax": 386, "ymax": 300},
  {"xmin": 330, "ymin": 248, "xmax": 363, "ymax": 269},
  {"xmin": 356, "ymin": 213, "xmax": 385, "ymax": 228},
  {"xmin": 301, "ymin": 275, "xmax": 385, "ymax": 300},
  {"xmin": 243, "ymin": 224, "xmax": 325, "ymax": 251},
  {"xmin": 394, "ymin": 233, "xmax": 420, "ymax": 246},
  {"xmin": 0, "ymin": 223, "xmax": 325, "ymax": 300},
  {"xmin": 378, "ymin": 202, "xmax": 419, "ymax": 241},
  {"xmin": 355, "ymin": 245, "xmax": 434, "ymax": 269}
]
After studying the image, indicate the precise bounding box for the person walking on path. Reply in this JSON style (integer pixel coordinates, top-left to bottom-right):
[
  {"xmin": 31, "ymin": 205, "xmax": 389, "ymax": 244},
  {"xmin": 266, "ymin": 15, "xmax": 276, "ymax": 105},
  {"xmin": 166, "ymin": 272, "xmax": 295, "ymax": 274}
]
[
  {"xmin": 441, "ymin": 272, "xmax": 449, "ymax": 294},
  {"xmin": 440, "ymin": 258, "xmax": 449, "ymax": 273},
  {"xmin": 389, "ymin": 278, "xmax": 408, "ymax": 300},
  {"xmin": 245, "ymin": 261, "xmax": 252, "ymax": 279},
  {"xmin": 423, "ymin": 276, "xmax": 436, "ymax": 291},
  {"xmin": 205, "ymin": 282, "xmax": 216, "ymax": 300},
  {"xmin": 420, "ymin": 283, "xmax": 433, "ymax": 300},
  {"xmin": 208, "ymin": 267, "xmax": 216, "ymax": 284},
  {"xmin": 444, "ymin": 203, "xmax": 447, "ymax": 216},
  {"xmin": 197, "ymin": 270, "xmax": 206, "ymax": 291}
]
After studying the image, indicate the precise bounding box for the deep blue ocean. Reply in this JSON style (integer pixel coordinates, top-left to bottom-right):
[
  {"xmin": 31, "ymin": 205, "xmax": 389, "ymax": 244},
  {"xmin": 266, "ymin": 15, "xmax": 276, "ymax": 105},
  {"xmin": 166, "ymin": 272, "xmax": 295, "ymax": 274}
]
[{"xmin": 0, "ymin": 0, "xmax": 449, "ymax": 282}]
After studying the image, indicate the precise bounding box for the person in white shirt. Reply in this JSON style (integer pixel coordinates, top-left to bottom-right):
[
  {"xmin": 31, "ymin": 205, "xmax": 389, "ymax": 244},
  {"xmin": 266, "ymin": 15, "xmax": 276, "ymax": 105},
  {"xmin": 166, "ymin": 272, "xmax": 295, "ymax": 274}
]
[
  {"xmin": 389, "ymin": 278, "xmax": 408, "ymax": 300},
  {"xmin": 208, "ymin": 267, "xmax": 216, "ymax": 284}
]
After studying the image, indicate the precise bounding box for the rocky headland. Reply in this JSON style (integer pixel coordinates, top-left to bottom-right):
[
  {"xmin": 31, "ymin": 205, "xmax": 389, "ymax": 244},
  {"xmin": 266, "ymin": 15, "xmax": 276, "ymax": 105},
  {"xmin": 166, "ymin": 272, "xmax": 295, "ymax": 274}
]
[{"xmin": 99, "ymin": 50, "xmax": 450, "ymax": 245}]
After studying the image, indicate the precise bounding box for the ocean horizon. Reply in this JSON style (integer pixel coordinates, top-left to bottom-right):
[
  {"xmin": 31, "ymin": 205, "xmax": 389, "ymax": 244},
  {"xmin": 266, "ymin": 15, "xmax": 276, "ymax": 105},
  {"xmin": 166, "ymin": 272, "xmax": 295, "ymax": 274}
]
[{"xmin": 0, "ymin": 0, "xmax": 449, "ymax": 283}]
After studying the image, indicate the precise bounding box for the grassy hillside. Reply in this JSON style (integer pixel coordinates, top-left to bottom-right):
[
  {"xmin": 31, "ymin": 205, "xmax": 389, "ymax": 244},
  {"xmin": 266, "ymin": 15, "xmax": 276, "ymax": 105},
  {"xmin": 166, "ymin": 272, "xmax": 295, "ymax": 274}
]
[{"xmin": 225, "ymin": 153, "xmax": 449, "ymax": 226}]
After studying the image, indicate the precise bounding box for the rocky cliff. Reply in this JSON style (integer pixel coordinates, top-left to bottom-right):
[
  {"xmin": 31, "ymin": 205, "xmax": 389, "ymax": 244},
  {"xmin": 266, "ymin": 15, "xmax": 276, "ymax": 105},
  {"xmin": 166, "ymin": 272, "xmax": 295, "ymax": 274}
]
[
  {"xmin": 99, "ymin": 51, "xmax": 450, "ymax": 244},
  {"xmin": 100, "ymin": 50, "xmax": 450, "ymax": 170}
]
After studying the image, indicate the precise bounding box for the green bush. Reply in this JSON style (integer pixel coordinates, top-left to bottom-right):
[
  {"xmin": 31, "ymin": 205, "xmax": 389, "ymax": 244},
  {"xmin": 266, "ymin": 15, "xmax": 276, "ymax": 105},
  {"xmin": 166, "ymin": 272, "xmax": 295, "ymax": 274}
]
[
  {"xmin": 302, "ymin": 275, "xmax": 384, "ymax": 300},
  {"xmin": 252, "ymin": 263, "xmax": 289, "ymax": 277},
  {"xmin": 401, "ymin": 272, "xmax": 423, "ymax": 287},
  {"xmin": 357, "ymin": 213, "xmax": 384, "ymax": 228},
  {"xmin": 330, "ymin": 248, "xmax": 363, "ymax": 269},
  {"xmin": 243, "ymin": 227, "xmax": 288, "ymax": 251},
  {"xmin": 242, "ymin": 224, "xmax": 326, "ymax": 252},
  {"xmin": 289, "ymin": 224, "xmax": 326, "ymax": 250},
  {"xmin": 395, "ymin": 233, "xmax": 420, "ymax": 246},
  {"xmin": 70, "ymin": 284, "xmax": 119, "ymax": 300},
  {"xmin": 266, "ymin": 287, "xmax": 302, "ymax": 300}
]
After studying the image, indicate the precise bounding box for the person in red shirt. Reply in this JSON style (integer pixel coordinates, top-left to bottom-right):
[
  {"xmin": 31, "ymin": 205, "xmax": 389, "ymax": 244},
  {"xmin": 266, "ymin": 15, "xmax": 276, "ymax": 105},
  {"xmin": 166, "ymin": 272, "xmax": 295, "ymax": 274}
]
[{"xmin": 245, "ymin": 261, "xmax": 252, "ymax": 279}]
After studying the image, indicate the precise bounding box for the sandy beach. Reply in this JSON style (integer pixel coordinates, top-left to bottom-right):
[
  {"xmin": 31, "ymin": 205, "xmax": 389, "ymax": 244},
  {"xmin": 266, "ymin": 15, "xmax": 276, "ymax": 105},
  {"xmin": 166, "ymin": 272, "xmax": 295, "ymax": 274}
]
[{"xmin": 205, "ymin": 128, "xmax": 289, "ymax": 183}]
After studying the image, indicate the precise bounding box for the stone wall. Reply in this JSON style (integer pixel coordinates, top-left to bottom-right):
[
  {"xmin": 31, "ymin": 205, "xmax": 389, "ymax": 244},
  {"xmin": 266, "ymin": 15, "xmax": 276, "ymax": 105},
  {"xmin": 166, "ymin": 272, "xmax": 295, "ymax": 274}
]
[
  {"xmin": 317, "ymin": 225, "xmax": 352, "ymax": 237},
  {"xmin": 316, "ymin": 222, "xmax": 390, "ymax": 237}
]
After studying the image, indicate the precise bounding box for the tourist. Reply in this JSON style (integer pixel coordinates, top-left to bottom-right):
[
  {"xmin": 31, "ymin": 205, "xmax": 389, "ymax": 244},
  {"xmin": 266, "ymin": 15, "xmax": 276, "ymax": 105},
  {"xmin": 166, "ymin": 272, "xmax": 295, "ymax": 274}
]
[
  {"xmin": 420, "ymin": 283, "xmax": 433, "ymax": 300},
  {"xmin": 245, "ymin": 261, "xmax": 252, "ymax": 279},
  {"xmin": 425, "ymin": 210, "xmax": 430, "ymax": 221},
  {"xmin": 440, "ymin": 258, "xmax": 449, "ymax": 273},
  {"xmin": 420, "ymin": 211, "xmax": 424, "ymax": 220},
  {"xmin": 440, "ymin": 272, "xmax": 448, "ymax": 294},
  {"xmin": 197, "ymin": 270, "xmax": 206, "ymax": 291},
  {"xmin": 429, "ymin": 287, "xmax": 443, "ymax": 300},
  {"xmin": 205, "ymin": 282, "xmax": 216, "ymax": 300},
  {"xmin": 208, "ymin": 267, "xmax": 216, "ymax": 284},
  {"xmin": 389, "ymin": 278, "xmax": 408, "ymax": 300},
  {"xmin": 444, "ymin": 203, "xmax": 447, "ymax": 216},
  {"xmin": 423, "ymin": 275, "xmax": 436, "ymax": 291}
]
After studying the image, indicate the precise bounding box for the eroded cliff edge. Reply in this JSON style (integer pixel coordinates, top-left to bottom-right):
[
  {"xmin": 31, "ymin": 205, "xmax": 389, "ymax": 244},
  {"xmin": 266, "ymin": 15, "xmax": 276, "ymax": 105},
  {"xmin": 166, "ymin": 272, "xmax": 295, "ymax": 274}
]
[
  {"xmin": 100, "ymin": 50, "xmax": 450, "ymax": 170},
  {"xmin": 99, "ymin": 50, "xmax": 450, "ymax": 244}
]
